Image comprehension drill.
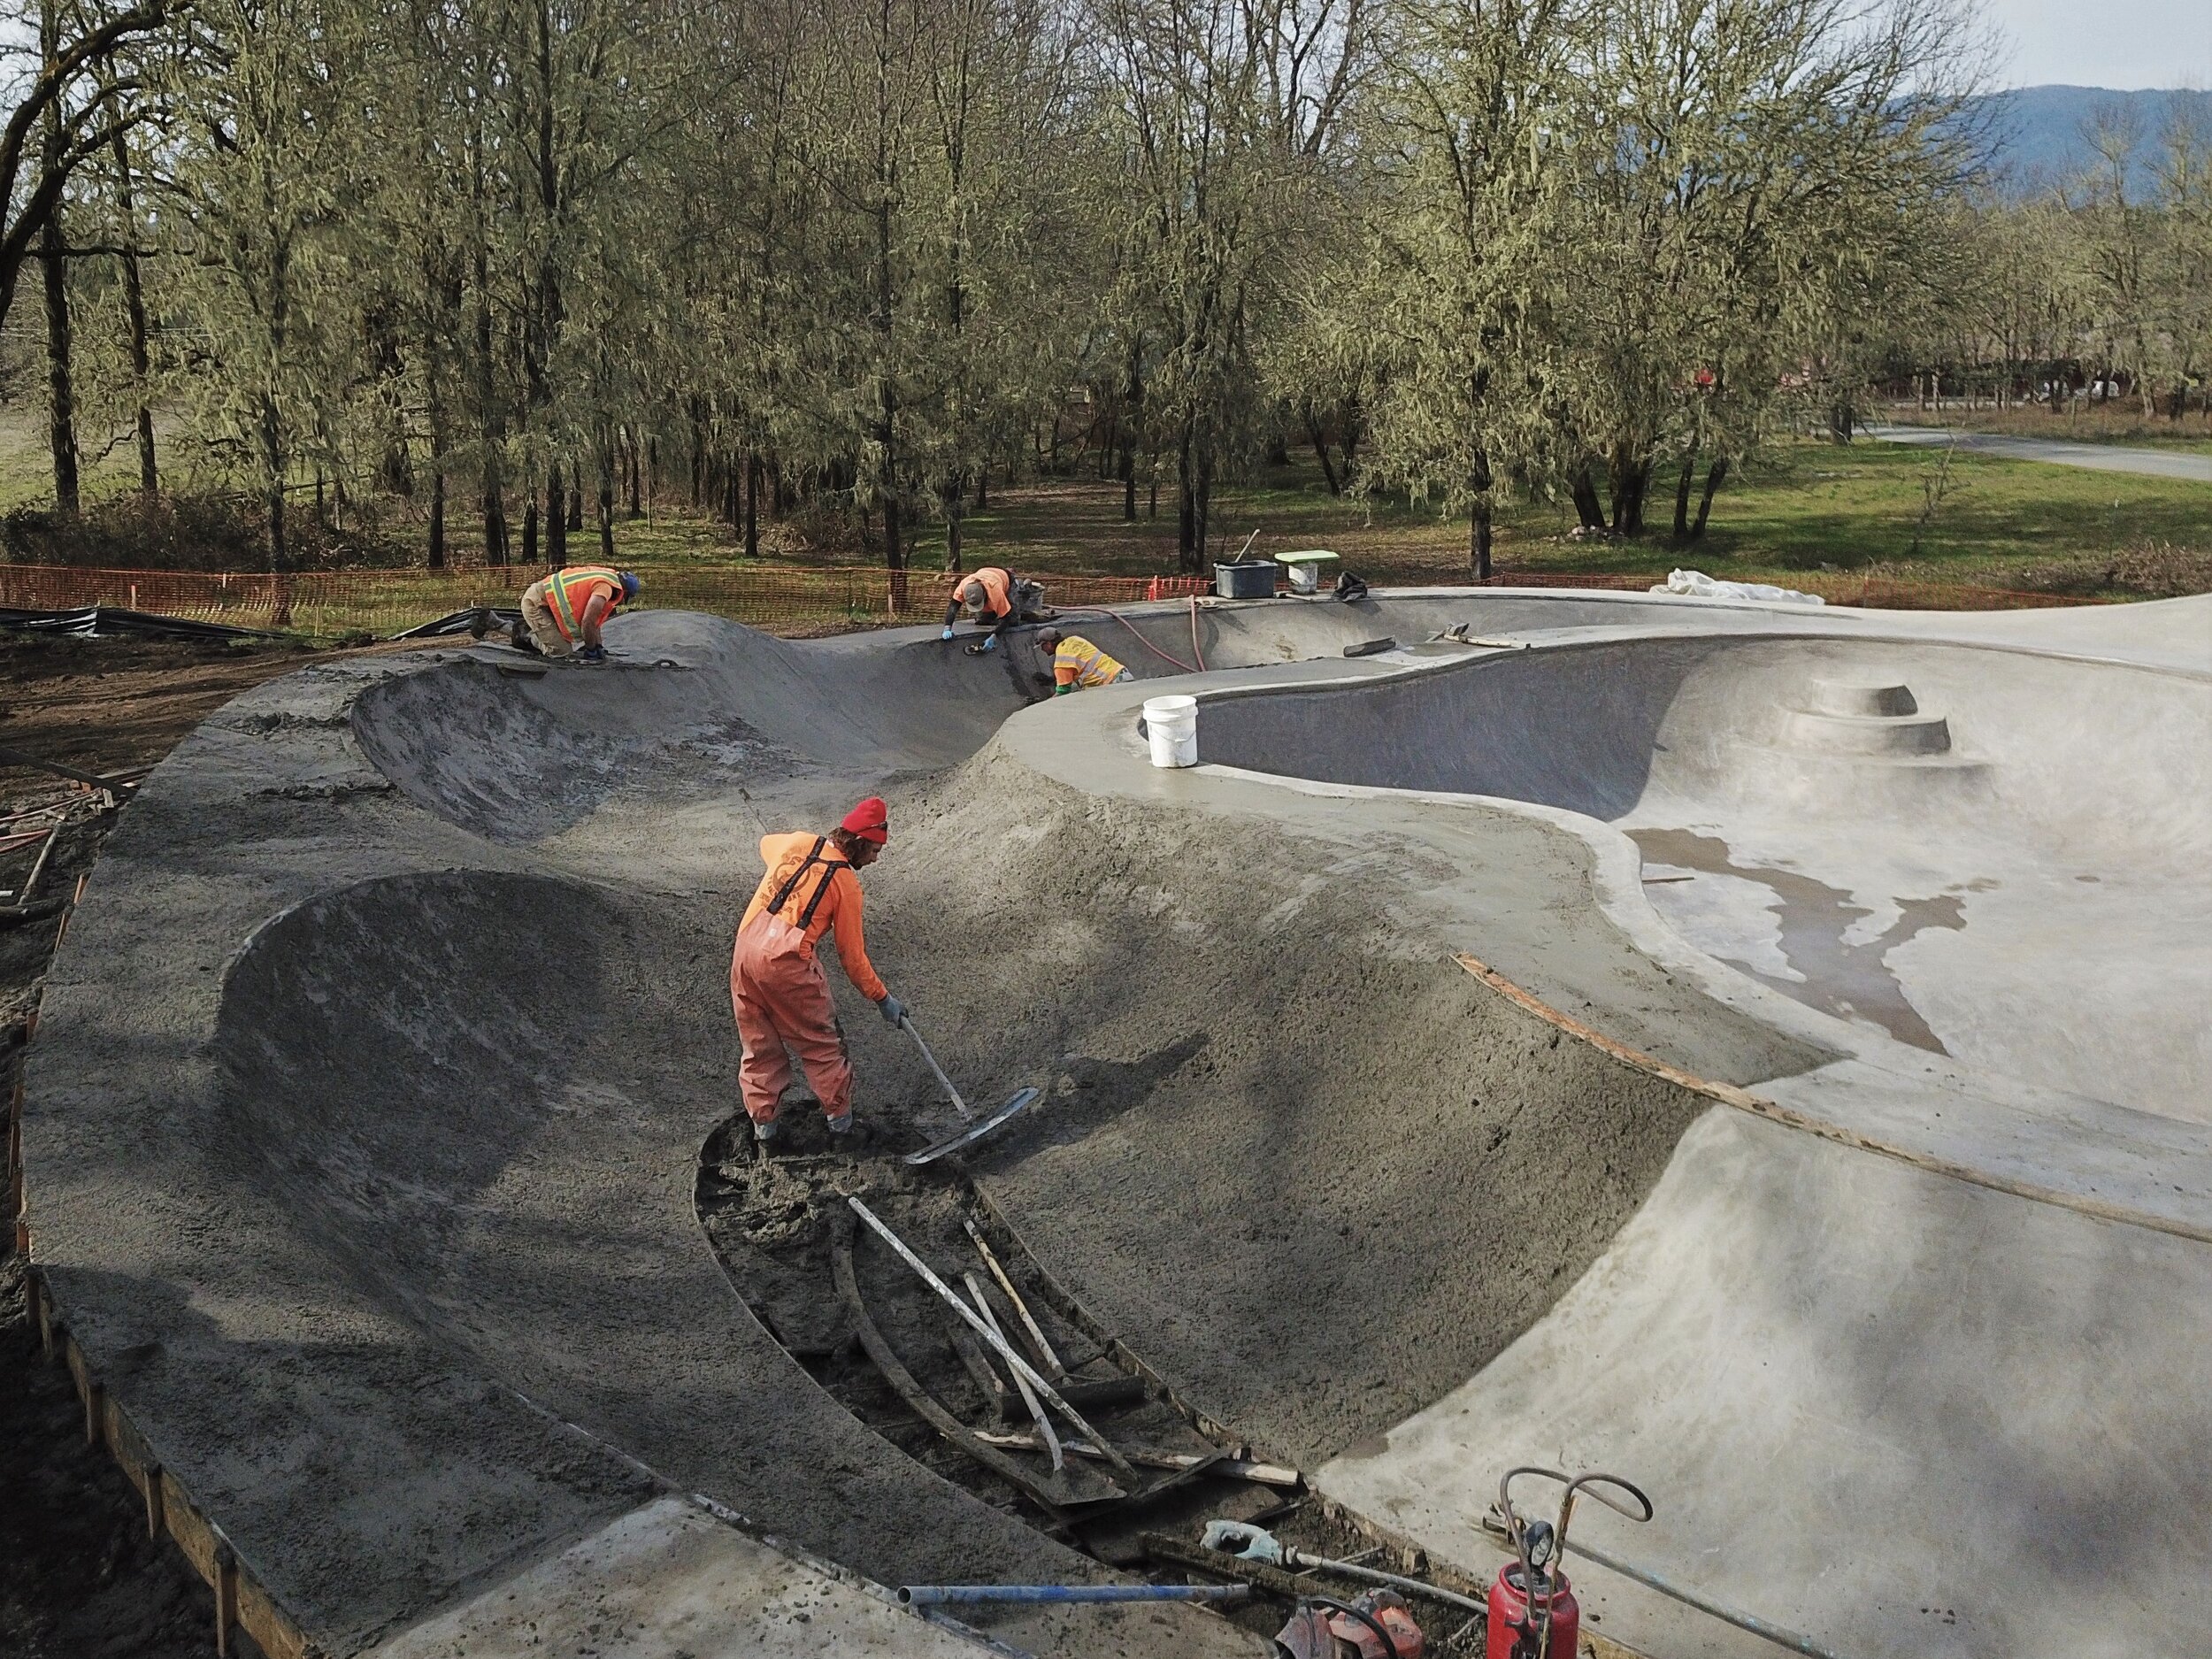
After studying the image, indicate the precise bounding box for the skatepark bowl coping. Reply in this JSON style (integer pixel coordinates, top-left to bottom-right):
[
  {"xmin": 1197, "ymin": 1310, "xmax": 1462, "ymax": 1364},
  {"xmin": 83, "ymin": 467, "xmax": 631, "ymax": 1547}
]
[{"xmin": 14, "ymin": 589, "xmax": 2212, "ymax": 1659}]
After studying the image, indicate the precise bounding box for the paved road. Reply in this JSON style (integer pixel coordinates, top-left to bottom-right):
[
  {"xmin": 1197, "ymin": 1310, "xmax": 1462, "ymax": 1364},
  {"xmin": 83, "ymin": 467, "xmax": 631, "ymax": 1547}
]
[{"xmin": 1866, "ymin": 423, "xmax": 2212, "ymax": 482}]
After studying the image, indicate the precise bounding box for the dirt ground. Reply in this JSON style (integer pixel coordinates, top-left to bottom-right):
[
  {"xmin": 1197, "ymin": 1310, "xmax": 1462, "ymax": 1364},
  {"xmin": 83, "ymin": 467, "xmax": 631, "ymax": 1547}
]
[{"xmin": 1, "ymin": 631, "xmax": 331, "ymax": 1659}]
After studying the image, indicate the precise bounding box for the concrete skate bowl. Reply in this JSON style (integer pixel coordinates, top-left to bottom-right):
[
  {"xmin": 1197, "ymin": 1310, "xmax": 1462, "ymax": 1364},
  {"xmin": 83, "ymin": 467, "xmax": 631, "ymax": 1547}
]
[
  {"xmin": 347, "ymin": 608, "xmax": 1037, "ymax": 841},
  {"xmin": 22, "ymin": 593, "xmax": 2212, "ymax": 1659},
  {"xmin": 1196, "ymin": 631, "xmax": 2212, "ymax": 1118}
]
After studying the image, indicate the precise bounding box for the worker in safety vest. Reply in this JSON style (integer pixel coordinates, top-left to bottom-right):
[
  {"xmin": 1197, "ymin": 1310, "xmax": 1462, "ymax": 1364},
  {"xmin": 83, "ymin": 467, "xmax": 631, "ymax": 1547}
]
[
  {"xmin": 514, "ymin": 565, "xmax": 640, "ymax": 661},
  {"xmin": 939, "ymin": 565, "xmax": 1045, "ymax": 653},
  {"xmin": 731, "ymin": 796, "xmax": 906, "ymax": 1143},
  {"xmin": 1033, "ymin": 628, "xmax": 1130, "ymax": 693}
]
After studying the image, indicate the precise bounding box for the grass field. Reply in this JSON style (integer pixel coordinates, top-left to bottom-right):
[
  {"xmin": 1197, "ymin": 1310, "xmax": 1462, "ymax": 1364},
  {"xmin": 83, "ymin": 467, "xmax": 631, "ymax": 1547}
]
[
  {"xmin": 902, "ymin": 442, "xmax": 2208, "ymax": 593},
  {"xmin": 4, "ymin": 402, "xmax": 2204, "ymax": 598},
  {"xmin": 1874, "ymin": 402, "xmax": 2212, "ymax": 456}
]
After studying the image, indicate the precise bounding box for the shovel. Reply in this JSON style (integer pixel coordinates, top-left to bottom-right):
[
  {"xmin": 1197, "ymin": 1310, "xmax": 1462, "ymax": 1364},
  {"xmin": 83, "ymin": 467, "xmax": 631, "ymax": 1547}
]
[{"xmin": 899, "ymin": 1014, "xmax": 1042, "ymax": 1166}]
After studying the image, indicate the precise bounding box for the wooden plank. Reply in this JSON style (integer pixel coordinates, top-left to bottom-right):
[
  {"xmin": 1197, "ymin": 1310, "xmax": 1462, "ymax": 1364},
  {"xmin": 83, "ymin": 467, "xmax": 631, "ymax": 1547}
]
[
  {"xmin": 236, "ymin": 1570, "xmax": 313, "ymax": 1659},
  {"xmin": 162, "ymin": 1471, "xmax": 221, "ymax": 1584},
  {"xmin": 103, "ymin": 1397, "xmax": 156, "ymax": 1497},
  {"xmin": 214, "ymin": 1546, "xmax": 239, "ymax": 1656}
]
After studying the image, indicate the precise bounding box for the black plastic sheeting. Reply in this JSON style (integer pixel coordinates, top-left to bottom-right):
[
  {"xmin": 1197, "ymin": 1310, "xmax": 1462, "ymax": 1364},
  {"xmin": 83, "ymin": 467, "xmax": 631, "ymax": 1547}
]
[
  {"xmin": 389, "ymin": 606, "xmax": 521, "ymax": 641},
  {"xmin": 0, "ymin": 605, "xmax": 280, "ymax": 641}
]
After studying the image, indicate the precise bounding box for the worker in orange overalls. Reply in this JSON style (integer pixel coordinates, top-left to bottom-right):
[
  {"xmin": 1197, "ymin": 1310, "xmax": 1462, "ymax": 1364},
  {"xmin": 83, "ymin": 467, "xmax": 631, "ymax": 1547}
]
[
  {"xmin": 514, "ymin": 565, "xmax": 640, "ymax": 661},
  {"xmin": 730, "ymin": 796, "xmax": 905, "ymax": 1143},
  {"xmin": 1033, "ymin": 627, "xmax": 1130, "ymax": 693},
  {"xmin": 939, "ymin": 565, "xmax": 1046, "ymax": 653}
]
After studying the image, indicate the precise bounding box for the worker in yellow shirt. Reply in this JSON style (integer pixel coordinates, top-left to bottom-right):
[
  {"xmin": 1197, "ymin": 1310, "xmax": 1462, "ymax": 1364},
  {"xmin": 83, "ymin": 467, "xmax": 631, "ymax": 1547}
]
[{"xmin": 1033, "ymin": 627, "xmax": 1130, "ymax": 694}]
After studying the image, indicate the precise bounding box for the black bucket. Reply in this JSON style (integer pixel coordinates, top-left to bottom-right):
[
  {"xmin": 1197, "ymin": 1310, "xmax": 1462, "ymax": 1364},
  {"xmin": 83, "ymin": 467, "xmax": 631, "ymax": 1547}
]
[{"xmin": 1212, "ymin": 560, "xmax": 1279, "ymax": 600}]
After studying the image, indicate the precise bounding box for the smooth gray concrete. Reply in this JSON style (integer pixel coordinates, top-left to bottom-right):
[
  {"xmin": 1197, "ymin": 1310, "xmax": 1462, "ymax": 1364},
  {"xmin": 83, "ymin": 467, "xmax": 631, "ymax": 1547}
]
[
  {"xmin": 1194, "ymin": 629, "xmax": 2212, "ymax": 1117},
  {"xmin": 22, "ymin": 588, "xmax": 2211, "ymax": 1659},
  {"xmin": 1865, "ymin": 423, "xmax": 2212, "ymax": 482}
]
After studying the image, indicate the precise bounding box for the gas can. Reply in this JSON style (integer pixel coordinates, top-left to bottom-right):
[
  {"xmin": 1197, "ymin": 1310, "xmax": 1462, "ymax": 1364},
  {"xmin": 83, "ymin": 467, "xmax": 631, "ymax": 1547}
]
[{"xmin": 1486, "ymin": 1560, "xmax": 1579, "ymax": 1659}]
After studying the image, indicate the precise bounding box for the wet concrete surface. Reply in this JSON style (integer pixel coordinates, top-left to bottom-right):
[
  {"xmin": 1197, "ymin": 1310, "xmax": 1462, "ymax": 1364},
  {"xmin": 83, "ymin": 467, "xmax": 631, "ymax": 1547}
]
[
  {"xmin": 1629, "ymin": 826, "xmax": 1968, "ymax": 1053},
  {"xmin": 17, "ymin": 590, "xmax": 2212, "ymax": 1658}
]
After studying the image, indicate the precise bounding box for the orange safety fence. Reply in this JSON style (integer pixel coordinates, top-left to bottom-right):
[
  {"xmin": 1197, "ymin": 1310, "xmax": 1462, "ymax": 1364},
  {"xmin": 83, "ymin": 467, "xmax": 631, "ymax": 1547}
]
[
  {"xmin": 0, "ymin": 560, "xmax": 2111, "ymax": 637},
  {"xmin": 0, "ymin": 564, "xmax": 1214, "ymax": 638}
]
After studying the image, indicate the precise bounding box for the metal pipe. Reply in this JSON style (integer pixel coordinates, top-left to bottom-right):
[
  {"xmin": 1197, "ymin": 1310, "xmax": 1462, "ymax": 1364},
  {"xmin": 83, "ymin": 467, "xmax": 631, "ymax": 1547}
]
[
  {"xmin": 1558, "ymin": 1538, "xmax": 1845, "ymax": 1659},
  {"xmin": 1478, "ymin": 1516, "xmax": 1844, "ymax": 1659},
  {"xmin": 898, "ymin": 1584, "xmax": 1249, "ymax": 1608},
  {"xmin": 963, "ymin": 1217, "xmax": 1064, "ymax": 1379},
  {"xmin": 19, "ymin": 826, "xmax": 60, "ymax": 904},
  {"xmin": 965, "ymin": 1271, "xmax": 1061, "ymax": 1471},
  {"xmin": 847, "ymin": 1197, "xmax": 1140, "ymax": 1480},
  {"xmin": 1280, "ymin": 1549, "xmax": 1487, "ymax": 1617},
  {"xmin": 899, "ymin": 1015, "xmax": 972, "ymax": 1120}
]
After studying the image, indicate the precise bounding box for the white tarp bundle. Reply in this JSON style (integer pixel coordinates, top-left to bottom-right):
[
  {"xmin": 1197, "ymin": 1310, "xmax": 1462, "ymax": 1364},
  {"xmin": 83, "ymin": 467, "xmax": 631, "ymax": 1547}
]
[{"xmin": 1653, "ymin": 568, "xmax": 1824, "ymax": 606}]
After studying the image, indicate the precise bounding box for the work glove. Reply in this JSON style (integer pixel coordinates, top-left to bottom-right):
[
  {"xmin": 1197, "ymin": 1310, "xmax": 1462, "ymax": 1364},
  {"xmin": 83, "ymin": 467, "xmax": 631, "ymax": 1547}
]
[
  {"xmin": 940, "ymin": 626, "xmax": 956, "ymax": 641},
  {"xmin": 1201, "ymin": 1521, "xmax": 1284, "ymax": 1565},
  {"xmin": 1054, "ymin": 682, "xmax": 1073, "ymax": 695},
  {"xmin": 877, "ymin": 994, "xmax": 907, "ymax": 1028},
  {"xmin": 979, "ymin": 634, "xmax": 997, "ymax": 653},
  {"xmin": 576, "ymin": 644, "xmax": 608, "ymax": 663}
]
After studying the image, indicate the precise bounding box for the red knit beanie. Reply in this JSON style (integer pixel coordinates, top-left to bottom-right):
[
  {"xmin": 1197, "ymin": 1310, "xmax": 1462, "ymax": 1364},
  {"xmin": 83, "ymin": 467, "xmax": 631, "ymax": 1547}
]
[{"xmin": 841, "ymin": 795, "xmax": 889, "ymax": 844}]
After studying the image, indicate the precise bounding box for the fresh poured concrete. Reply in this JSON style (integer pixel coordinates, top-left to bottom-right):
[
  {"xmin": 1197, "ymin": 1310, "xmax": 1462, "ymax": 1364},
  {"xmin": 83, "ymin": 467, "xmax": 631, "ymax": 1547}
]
[{"xmin": 21, "ymin": 588, "xmax": 2211, "ymax": 1658}]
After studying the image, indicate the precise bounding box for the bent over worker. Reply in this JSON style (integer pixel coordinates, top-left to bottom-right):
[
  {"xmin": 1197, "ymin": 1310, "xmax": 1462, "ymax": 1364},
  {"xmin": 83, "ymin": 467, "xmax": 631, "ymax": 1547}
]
[
  {"xmin": 1033, "ymin": 627, "xmax": 1130, "ymax": 694},
  {"xmin": 515, "ymin": 565, "xmax": 640, "ymax": 661},
  {"xmin": 939, "ymin": 565, "xmax": 1045, "ymax": 653},
  {"xmin": 730, "ymin": 796, "xmax": 906, "ymax": 1142}
]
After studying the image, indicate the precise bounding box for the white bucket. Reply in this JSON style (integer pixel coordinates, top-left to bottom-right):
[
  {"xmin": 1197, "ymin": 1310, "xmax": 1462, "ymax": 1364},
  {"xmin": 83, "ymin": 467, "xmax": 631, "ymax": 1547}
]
[{"xmin": 1143, "ymin": 695, "xmax": 1199, "ymax": 768}]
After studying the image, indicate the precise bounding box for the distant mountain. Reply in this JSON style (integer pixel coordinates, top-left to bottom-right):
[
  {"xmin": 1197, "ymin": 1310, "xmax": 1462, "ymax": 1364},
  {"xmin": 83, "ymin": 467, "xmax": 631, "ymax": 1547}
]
[{"xmin": 1967, "ymin": 85, "xmax": 2212, "ymax": 200}]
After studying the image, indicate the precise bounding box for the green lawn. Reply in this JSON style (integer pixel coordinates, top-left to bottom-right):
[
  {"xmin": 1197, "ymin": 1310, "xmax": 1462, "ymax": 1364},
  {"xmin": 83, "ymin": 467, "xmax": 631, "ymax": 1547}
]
[
  {"xmin": 908, "ymin": 442, "xmax": 2208, "ymax": 594},
  {"xmin": 4, "ymin": 396, "xmax": 2204, "ymax": 597},
  {"xmin": 1874, "ymin": 403, "xmax": 2212, "ymax": 456}
]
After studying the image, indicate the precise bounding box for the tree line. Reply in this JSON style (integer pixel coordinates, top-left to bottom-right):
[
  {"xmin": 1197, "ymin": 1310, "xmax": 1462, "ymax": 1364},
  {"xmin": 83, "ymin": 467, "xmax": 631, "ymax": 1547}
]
[
  {"xmin": 1863, "ymin": 100, "xmax": 2212, "ymax": 423},
  {"xmin": 9, "ymin": 0, "xmax": 2162, "ymax": 581}
]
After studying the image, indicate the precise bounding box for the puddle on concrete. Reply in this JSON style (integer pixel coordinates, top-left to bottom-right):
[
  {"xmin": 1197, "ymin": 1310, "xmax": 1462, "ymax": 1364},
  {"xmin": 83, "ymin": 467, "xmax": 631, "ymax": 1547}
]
[{"xmin": 1630, "ymin": 827, "xmax": 1968, "ymax": 1053}]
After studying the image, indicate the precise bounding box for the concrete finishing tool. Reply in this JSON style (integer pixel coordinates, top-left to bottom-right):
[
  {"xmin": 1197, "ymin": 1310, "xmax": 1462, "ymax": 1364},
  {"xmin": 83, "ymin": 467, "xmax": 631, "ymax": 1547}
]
[{"xmin": 899, "ymin": 1013, "xmax": 1041, "ymax": 1165}]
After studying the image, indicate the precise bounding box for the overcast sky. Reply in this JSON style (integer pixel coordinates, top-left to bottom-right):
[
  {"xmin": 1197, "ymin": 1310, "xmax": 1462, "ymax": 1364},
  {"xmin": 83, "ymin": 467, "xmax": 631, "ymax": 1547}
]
[{"xmin": 1978, "ymin": 0, "xmax": 2211, "ymax": 89}]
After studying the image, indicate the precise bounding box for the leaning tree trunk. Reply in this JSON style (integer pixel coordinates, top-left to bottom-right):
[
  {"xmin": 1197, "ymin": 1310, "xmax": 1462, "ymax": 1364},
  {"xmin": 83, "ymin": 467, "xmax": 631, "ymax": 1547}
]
[
  {"xmin": 1469, "ymin": 445, "xmax": 1494, "ymax": 581},
  {"xmin": 1307, "ymin": 413, "xmax": 1340, "ymax": 495},
  {"xmin": 1568, "ymin": 465, "xmax": 1607, "ymax": 531},
  {"xmin": 40, "ymin": 219, "xmax": 80, "ymax": 514},
  {"xmin": 111, "ymin": 130, "xmax": 157, "ymax": 503},
  {"xmin": 1690, "ymin": 457, "xmax": 1729, "ymax": 540},
  {"xmin": 743, "ymin": 451, "xmax": 759, "ymax": 559},
  {"xmin": 546, "ymin": 464, "xmax": 566, "ymax": 565},
  {"xmin": 1672, "ymin": 454, "xmax": 1695, "ymax": 541},
  {"xmin": 597, "ymin": 442, "xmax": 615, "ymax": 561}
]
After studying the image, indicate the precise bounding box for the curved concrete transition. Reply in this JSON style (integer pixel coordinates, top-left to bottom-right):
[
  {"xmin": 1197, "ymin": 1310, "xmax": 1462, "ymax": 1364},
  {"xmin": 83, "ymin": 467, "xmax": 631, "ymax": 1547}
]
[{"xmin": 19, "ymin": 587, "xmax": 2212, "ymax": 1658}]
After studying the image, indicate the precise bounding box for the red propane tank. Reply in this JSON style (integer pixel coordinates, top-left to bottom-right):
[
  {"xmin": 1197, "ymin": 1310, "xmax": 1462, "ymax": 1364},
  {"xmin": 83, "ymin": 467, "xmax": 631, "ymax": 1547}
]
[{"xmin": 1486, "ymin": 1560, "xmax": 1579, "ymax": 1659}]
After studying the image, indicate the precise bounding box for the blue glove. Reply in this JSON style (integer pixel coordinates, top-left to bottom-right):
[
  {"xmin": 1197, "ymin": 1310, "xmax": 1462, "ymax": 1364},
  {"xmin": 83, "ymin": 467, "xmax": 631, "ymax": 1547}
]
[
  {"xmin": 878, "ymin": 994, "xmax": 907, "ymax": 1027},
  {"xmin": 979, "ymin": 634, "xmax": 997, "ymax": 653},
  {"xmin": 940, "ymin": 626, "xmax": 955, "ymax": 641},
  {"xmin": 576, "ymin": 644, "xmax": 607, "ymax": 663}
]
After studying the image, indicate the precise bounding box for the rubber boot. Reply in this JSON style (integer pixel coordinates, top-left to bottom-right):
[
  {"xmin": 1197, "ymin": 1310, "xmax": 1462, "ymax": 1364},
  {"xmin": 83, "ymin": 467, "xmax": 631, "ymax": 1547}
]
[{"xmin": 509, "ymin": 618, "xmax": 541, "ymax": 655}]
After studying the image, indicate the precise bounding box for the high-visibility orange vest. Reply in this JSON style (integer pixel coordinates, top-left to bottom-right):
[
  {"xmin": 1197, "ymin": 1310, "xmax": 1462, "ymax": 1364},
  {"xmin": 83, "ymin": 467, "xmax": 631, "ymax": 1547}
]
[
  {"xmin": 544, "ymin": 566, "xmax": 625, "ymax": 641},
  {"xmin": 952, "ymin": 566, "xmax": 1013, "ymax": 617}
]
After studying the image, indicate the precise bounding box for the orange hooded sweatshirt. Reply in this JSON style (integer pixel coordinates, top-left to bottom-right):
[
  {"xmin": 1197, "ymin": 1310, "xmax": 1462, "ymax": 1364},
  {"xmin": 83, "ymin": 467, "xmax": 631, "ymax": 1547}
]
[{"xmin": 738, "ymin": 833, "xmax": 887, "ymax": 1002}]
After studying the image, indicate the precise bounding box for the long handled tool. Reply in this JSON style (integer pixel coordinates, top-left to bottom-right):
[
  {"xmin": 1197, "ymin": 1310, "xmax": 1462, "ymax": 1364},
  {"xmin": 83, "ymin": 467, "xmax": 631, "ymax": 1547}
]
[
  {"xmin": 897, "ymin": 1011, "xmax": 1043, "ymax": 1166},
  {"xmin": 900, "ymin": 1015, "xmax": 972, "ymax": 1120}
]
